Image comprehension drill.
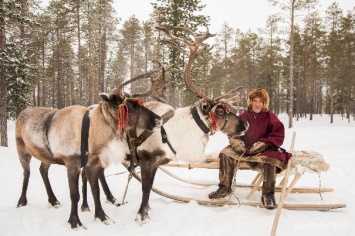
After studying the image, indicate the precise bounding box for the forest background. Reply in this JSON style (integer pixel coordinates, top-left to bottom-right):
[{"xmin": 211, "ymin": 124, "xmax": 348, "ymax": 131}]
[{"xmin": 0, "ymin": 0, "xmax": 354, "ymax": 147}]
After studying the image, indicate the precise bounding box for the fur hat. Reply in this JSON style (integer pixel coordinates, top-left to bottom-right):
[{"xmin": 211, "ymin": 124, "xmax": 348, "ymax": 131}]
[{"xmin": 247, "ymin": 88, "xmax": 269, "ymax": 112}]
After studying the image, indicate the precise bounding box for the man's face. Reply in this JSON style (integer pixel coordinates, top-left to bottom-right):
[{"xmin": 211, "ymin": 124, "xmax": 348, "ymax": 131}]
[{"xmin": 251, "ymin": 96, "xmax": 264, "ymax": 113}]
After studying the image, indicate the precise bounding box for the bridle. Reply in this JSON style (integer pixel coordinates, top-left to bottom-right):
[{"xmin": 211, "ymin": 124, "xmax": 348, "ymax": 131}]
[
  {"xmin": 208, "ymin": 102, "xmax": 237, "ymax": 134},
  {"xmin": 192, "ymin": 102, "xmax": 238, "ymax": 135},
  {"xmin": 116, "ymin": 96, "xmax": 144, "ymax": 132}
]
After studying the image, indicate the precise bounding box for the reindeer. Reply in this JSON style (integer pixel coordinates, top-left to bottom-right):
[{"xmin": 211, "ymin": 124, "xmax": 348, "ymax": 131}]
[
  {"xmin": 15, "ymin": 89, "xmax": 164, "ymax": 229},
  {"xmin": 82, "ymin": 26, "xmax": 249, "ymax": 225}
]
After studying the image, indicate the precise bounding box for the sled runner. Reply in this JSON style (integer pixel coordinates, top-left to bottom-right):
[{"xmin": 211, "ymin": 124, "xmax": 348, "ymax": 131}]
[
  {"xmin": 159, "ymin": 164, "xmax": 334, "ymax": 195},
  {"xmin": 122, "ymin": 162, "xmax": 346, "ymax": 211}
]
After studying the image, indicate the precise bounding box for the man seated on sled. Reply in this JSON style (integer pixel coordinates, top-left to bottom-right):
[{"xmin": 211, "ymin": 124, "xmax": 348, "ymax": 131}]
[{"xmin": 209, "ymin": 88, "xmax": 292, "ymax": 210}]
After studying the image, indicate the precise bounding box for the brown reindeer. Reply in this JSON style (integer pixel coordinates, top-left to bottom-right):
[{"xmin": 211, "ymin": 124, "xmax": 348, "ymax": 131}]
[
  {"xmin": 15, "ymin": 89, "xmax": 163, "ymax": 229},
  {"xmin": 82, "ymin": 26, "xmax": 249, "ymax": 224}
]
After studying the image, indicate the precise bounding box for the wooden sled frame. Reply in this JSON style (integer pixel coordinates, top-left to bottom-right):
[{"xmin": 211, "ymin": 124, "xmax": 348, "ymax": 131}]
[
  {"xmin": 122, "ymin": 162, "xmax": 346, "ymax": 211},
  {"xmin": 121, "ymin": 133, "xmax": 346, "ymax": 211},
  {"xmin": 160, "ymin": 162, "xmax": 334, "ymax": 196}
]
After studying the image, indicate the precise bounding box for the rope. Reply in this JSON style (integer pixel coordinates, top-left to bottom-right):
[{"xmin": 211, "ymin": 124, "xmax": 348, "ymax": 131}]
[
  {"xmin": 105, "ymin": 171, "xmax": 127, "ymax": 178},
  {"xmin": 121, "ymin": 173, "xmax": 133, "ymax": 205},
  {"xmin": 318, "ymin": 172, "xmax": 324, "ymax": 201},
  {"xmin": 228, "ymin": 150, "xmax": 245, "ymax": 205}
]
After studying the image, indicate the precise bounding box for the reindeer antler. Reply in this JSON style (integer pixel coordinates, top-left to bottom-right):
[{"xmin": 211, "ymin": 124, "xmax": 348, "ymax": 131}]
[
  {"xmin": 214, "ymin": 87, "xmax": 244, "ymax": 101},
  {"xmin": 117, "ymin": 60, "xmax": 167, "ymax": 102},
  {"xmin": 156, "ymin": 26, "xmax": 215, "ymax": 101}
]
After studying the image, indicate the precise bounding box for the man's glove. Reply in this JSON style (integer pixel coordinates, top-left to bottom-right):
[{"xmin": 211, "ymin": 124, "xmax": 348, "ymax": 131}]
[
  {"xmin": 249, "ymin": 141, "xmax": 268, "ymax": 155},
  {"xmin": 230, "ymin": 138, "xmax": 246, "ymax": 154}
]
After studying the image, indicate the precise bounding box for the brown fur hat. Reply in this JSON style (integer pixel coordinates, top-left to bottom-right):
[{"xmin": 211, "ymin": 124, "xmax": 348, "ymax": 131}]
[{"xmin": 247, "ymin": 88, "xmax": 269, "ymax": 112}]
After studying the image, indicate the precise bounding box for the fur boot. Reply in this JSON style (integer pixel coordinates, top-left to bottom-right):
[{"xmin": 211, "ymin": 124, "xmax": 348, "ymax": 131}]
[
  {"xmin": 261, "ymin": 163, "xmax": 277, "ymax": 210},
  {"xmin": 208, "ymin": 152, "xmax": 235, "ymax": 199}
]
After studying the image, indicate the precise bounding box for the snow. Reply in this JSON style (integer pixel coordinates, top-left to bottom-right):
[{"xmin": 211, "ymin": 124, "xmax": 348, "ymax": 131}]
[{"xmin": 0, "ymin": 114, "xmax": 354, "ymax": 236}]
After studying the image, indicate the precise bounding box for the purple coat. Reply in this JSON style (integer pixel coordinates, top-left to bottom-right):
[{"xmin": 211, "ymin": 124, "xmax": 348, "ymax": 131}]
[{"xmin": 238, "ymin": 110, "xmax": 291, "ymax": 163}]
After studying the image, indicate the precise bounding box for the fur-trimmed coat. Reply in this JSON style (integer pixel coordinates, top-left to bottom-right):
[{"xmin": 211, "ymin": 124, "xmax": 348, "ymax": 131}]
[{"xmin": 238, "ymin": 110, "xmax": 292, "ymax": 163}]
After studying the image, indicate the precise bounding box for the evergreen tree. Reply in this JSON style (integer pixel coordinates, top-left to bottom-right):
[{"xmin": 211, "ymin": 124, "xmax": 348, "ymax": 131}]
[
  {"xmin": 0, "ymin": 0, "xmax": 36, "ymax": 146},
  {"xmin": 269, "ymin": 0, "xmax": 318, "ymax": 128},
  {"xmin": 324, "ymin": 2, "xmax": 343, "ymax": 123},
  {"xmin": 152, "ymin": 0, "xmax": 210, "ymax": 106}
]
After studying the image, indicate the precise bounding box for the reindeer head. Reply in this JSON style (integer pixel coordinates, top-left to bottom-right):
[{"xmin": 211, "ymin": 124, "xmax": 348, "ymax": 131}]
[
  {"xmin": 100, "ymin": 89, "xmax": 162, "ymax": 133},
  {"xmin": 157, "ymin": 26, "xmax": 248, "ymax": 137},
  {"xmin": 195, "ymin": 97, "xmax": 248, "ymax": 137}
]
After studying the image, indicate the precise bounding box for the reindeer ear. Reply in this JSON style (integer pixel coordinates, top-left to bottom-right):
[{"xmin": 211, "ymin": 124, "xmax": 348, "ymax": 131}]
[
  {"xmin": 100, "ymin": 93, "xmax": 110, "ymax": 102},
  {"xmin": 200, "ymin": 100, "xmax": 212, "ymax": 114},
  {"xmin": 100, "ymin": 92, "xmax": 123, "ymax": 105}
]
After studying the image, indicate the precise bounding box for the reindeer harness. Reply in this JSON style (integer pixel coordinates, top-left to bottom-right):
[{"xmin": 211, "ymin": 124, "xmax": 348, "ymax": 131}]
[{"xmin": 191, "ymin": 102, "xmax": 236, "ymax": 135}]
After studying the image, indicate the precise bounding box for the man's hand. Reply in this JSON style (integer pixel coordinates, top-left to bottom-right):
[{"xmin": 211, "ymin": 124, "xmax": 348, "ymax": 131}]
[
  {"xmin": 249, "ymin": 141, "xmax": 268, "ymax": 154},
  {"xmin": 230, "ymin": 139, "xmax": 246, "ymax": 154}
]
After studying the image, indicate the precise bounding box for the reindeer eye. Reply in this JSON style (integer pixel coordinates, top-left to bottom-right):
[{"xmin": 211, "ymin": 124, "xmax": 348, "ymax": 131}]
[{"xmin": 216, "ymin": 107, "xmax": 226, "ymax": 116}]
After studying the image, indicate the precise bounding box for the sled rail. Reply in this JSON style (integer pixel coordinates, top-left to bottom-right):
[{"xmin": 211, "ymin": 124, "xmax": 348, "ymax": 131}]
[{"xmin": 123, "ymin": 163, "xmax": 346, "ymax": 211}]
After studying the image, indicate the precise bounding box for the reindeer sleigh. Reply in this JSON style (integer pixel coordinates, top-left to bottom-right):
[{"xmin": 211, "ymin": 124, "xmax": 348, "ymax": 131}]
[
  {"xmin": 15, "ymin": 25, "xmax": 345, "ymax": 230},
  {"xmin": 116, "ymin": 26, "xmax": 346, "ymax": 212}
]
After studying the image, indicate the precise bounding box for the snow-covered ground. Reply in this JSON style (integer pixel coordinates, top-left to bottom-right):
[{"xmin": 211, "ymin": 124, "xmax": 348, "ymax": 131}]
[{"xmin": 0, "ymin": 114, "xmax": 353, "ymax": 236}]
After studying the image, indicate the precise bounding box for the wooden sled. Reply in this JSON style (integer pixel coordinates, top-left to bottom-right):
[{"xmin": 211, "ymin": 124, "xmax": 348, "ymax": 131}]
[
  {"xmin": 160, "ymin": 162, "xmax": 334, "ymax": 195},
  {"xmin": 122, "ymin": 162, "xmax": 346, "ymax": 211}
]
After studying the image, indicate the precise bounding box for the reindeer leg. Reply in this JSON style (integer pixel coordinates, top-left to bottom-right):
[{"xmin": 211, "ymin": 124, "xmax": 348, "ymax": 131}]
[
  {"xmin": 136, "ymin": 152, "xmax": 169, "ymax": 225},
  {"xmin": 66, "ymin": 163, "xmax": 85, "ymax": 229},
  {"xmin": 81, "ymin": 167, "xmax": 90, "ymax": 212},
  {"xmin": 136, "ymin": 160, "xmax": 157, "ymax": 224},
  {"xmin": 39, "ymin": 162, "xmax": 60, "ymax": 208},
  {"xmin": 17, "ymin": 154, "xmax": 31, "ymax": 207},
  {"xmin": 98, "ymin": 167, "xmax": 118, "ymax": 206},
  {"xmin": 86, "ymin": 161, "xmax": 114, "ymax": 225},
  {"xmin": 16, "ymin": 137, "xmax": 31, "ymax": 208}
]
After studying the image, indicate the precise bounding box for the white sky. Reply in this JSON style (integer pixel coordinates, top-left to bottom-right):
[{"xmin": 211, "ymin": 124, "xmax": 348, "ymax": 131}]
[{"xmin": 113, "ymin": 0, "xmax": 354, "ymax": 33}]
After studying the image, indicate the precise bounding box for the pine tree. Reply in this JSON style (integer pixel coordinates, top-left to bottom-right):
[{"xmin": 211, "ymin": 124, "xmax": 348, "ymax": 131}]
[
  {"xmin": 152, "ymin": 0, "xmax": 210, "ymax": 106},
  {"xmin": 269, "ymin": 0, "xmax": 318, "ymax": 128}
]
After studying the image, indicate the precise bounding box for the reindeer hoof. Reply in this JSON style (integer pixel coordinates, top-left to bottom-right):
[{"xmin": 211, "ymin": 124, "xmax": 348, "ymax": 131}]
[
  {"xmin": 17, "ymin": 198, "xmax": 27, "ymax": 208},
  {"xmin": 81, "ymin": 204, "xmax": 90, "ymax": 212},
  {"xmin": 135, "ymin": 213, "xmax": 150, "ymax": 225},
  {"xmin": 96, "ymin": 216, "xmax": 115, "ymax": 225},
  {"xmin": 47, "ymin": 201, "xmax": 61, "ymax": 209},
  {"xmin": 69, "ymin": 224, "xmax": 87, "ymax": 231},
  {"xmin": 106, "ymin": 197, "xmax": 117, "ymax": 205},
  {"xmin": 68, "ymin": 217, "xmax": 85, "ymax": 230},
  {"xmin": 94, "ymin": 213, "xmax": 113, "ymax": 225}
]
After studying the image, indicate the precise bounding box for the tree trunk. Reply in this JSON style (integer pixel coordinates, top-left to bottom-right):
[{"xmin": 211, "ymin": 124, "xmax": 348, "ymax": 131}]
[
  {"xmin": 288, "ymin": 0, "xmax": 295, "ymax": 128},
  {"xmin": 0, "ymin": 0, "xmax": 8, "ymax": 146},
  {"xmin": 77, "ymin": 0, "xmax": 83, "ymax": 103}
]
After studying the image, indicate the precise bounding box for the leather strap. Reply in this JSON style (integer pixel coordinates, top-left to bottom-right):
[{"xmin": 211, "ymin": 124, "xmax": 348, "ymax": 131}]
[
  {"xmin": 190, "ymin": 105, "xmax": 210, "ymax": 134},
  {"xmin": 80, "ymin": 111, "xmax": 90, "ymax": 168},
  {"xmin": 161, "ymin": 127, "xmax": 176, "ymax": 154}
]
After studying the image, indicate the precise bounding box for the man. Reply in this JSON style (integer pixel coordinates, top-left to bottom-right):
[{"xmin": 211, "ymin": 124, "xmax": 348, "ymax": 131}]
[{"xmin": 208, "ymin": 88, "xmax": 291, "ymax": 210}]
